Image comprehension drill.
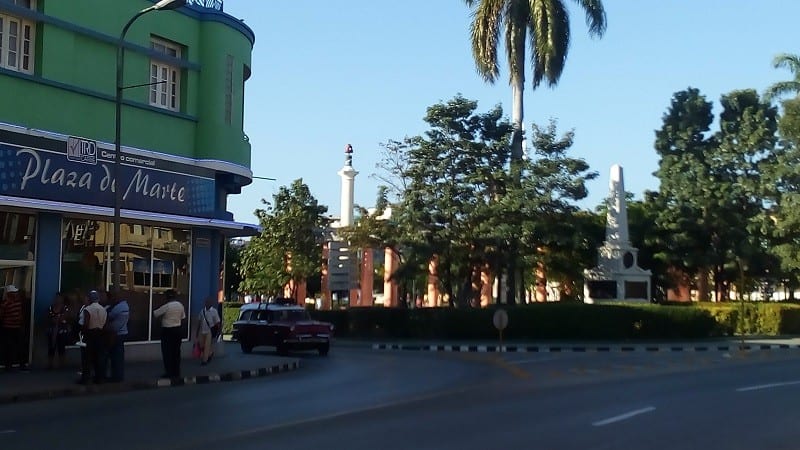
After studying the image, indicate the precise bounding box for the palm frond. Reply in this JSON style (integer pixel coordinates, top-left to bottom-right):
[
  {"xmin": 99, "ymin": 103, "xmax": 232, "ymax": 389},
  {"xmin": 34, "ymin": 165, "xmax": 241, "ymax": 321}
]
[
  {"xmin": 469, "ymin": 0, "xmax": 506, "ymax": 83},
  {"xmin": 529, "ymin": 0, "xmax": 570, "ymax": 88},
  {"xmin": 571, "ymin": 0, "xmax": 607, "ymax": 37},
  {"xmin": 772, "ymin": 53, "xmax": 800, "ymax": 75},
  {"xmin": 764, "ymin": 81, "xmax": 800, "ymax": 102},
  {"xmin": 504, "ymin": 0, "xmax": 529, "ymax": 86}
]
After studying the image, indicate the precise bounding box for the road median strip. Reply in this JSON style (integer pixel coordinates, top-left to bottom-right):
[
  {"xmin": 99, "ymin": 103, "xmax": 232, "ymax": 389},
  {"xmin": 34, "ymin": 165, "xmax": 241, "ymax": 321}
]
[{"xmin": 372, "ymin": 343, "xmax": 800, "ymax": 353}]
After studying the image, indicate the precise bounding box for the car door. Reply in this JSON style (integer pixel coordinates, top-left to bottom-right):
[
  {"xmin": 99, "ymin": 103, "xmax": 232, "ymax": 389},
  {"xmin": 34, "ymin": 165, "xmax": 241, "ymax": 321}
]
[
  {"xmin": 263, "ymin": 310, "xmax": 281, "ymax": 346},
  {"xmin": 235, "ymin": 309, "xmax": 254, "ymax": 341}
]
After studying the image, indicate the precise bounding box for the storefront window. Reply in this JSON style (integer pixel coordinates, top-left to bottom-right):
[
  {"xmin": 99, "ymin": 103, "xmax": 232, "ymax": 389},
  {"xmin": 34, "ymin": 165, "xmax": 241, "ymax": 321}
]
[
  {"xmin": 149, "ymin": 227, "xmax": 191, "ymax": 341},
  {"xmin": 60, "ymin": 219, "xmax": 191, "ymax": 343},
  {"xmin": 0, "ymin": 212, "xmax": 36, "ymax": 260}
]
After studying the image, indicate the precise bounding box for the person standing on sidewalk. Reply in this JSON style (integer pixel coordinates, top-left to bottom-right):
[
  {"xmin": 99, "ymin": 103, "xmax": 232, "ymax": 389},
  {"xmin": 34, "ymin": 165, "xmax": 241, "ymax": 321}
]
[
  {"xmin": 195, "ymin": 297, "xmax": 221, "ymax": 366},
  {"xmin": 153, "ymin": 289, "xmax": 185, "ymax": 378},
  {"xmin": 80, "ymin": 290, "xmax": 107, "ymax": 384},
  {"xmin": 46, "ymin": 292, "xmax": 71, "ymax": 369},
  {"xmin": 104, "ymin": 290, "xmax": 129, "ymax": 382},
  {"xmin": 0, "ymin": 285, "xmax": 28, "ymax": 371}
]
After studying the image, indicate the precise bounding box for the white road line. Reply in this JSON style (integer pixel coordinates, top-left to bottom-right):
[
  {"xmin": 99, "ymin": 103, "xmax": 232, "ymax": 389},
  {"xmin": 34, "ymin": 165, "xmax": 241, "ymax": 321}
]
[
  {"xmin": 0, "ymin": 430, "xmax": 16, "ymax": 434},
  {"xmin": 592, "ymin": 407, "xmax": 656, "ymax": 427},
  {"xmin": 737, "ymin": 380, "xmax": 800, "ymax": 392},
  {"xmin": 508, "ymin": 357, "xmax": 558, "ymax": 365}
]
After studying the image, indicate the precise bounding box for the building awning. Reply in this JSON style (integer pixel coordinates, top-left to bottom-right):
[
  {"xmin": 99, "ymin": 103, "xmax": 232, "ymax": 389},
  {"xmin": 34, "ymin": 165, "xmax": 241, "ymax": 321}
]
[{"xmin": 0, "ymin": 195, "xmax": 260, "ymax": 237}]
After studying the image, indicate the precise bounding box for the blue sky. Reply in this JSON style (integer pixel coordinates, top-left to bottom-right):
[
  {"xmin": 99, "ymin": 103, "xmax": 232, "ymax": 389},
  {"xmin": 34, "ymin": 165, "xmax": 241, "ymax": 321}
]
[{"xmin": 222, "ymin": 0, "xmax": 800, "ymax": 224}]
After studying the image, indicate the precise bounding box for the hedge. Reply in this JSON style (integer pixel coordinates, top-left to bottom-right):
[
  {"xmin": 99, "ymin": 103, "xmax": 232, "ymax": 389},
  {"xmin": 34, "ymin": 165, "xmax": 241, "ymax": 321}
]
[
  {"xmin": 310, "ymin": 304, "xmax": 719, "ymax": 340},
  {"xmin": 220, "ymin": 301, "xmax": 800, "ymax": 340},
  {"xmin": 222, "ymin": 303, "xmax": 242, "ymax": 334}
]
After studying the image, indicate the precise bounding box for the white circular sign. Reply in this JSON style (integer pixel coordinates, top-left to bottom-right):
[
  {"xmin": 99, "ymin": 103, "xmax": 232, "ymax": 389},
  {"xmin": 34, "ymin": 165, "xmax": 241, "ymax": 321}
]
[{"xmin": 493, "ymin": 308, "xmax": 509, "ymax": 331}]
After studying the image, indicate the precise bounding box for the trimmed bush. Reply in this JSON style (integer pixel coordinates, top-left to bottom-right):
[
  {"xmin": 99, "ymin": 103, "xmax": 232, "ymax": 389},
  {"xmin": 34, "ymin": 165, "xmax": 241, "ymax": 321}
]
[
  {"xmin": 229, "ymin": 301, "xmax": 800, "ymax": 340},
  {"xmin": 221, "ymin": 303, "xmax": 242, "ymax": 334},
  {"xmin": 312, "ymin": 303, "xmax": 719, "ymax": 340}
]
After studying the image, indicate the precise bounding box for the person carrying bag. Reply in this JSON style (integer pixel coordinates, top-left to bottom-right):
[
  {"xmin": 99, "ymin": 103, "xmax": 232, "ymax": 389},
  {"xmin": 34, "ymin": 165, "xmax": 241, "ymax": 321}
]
[{"xmin": 195, "ymin": 297, "xmax": 221, "ymax": 366}]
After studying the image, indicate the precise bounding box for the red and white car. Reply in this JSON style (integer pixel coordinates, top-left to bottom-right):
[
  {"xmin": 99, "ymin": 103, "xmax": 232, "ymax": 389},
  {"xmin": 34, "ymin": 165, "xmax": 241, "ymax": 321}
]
[{"xmin": 232, "ymin": 299, "xmax": 334, "ymax": 356}]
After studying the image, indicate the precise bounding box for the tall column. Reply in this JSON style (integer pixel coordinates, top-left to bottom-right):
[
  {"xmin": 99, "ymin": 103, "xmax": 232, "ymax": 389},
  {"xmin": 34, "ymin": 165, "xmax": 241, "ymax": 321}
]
[
  {"xmin": 360, "ymin": 248, "xmax": 374, "ymax": 306},
  {"xmin": 383, "ymin": 248, "xmax": 398, "ymax": 307},
  {"xmin": 321, "ymin": 242, "xmax": 331, "ymax": 310},
  {"xmin": 534, "ymin": 262, "xmax": 547, "ymax": 302},
  {"xmin": 338, "ymin": 144, "xmax": 358, "ymax": 307},
  {"xmin": 427, "ymin": 255, "xmax": 440, "ymax": 307},
  {"xmin": 338, "ymin": 144, "xmax": 358, "ymax": 228},
  {"xmin": 480, "ymin": 265, "xmax": 493, "ymax": 307}
]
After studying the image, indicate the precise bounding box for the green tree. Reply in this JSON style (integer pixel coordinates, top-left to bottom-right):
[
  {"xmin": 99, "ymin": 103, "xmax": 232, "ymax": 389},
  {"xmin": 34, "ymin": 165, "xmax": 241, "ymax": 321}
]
[
  {"xmin": 465, "ymin": 0, "xmax": 606, "ymax": 163},
  {"xmin": 513, "ymin": 120, "xmax": 597, "ymax": 302},
  {"xmin": 653, "ymin": 88, "xmax": 778, "ymax": 301},
  {"xmin": 394, "ymin": 95, "xmax": 513, "ymax": 306},
  {"xmin": 224, "ymin": 239, "xmax": 244, "ymax": 301},
  {"xmin": 765, "ymin": 53, "xmax": 800, "ymax": 102},
  {"xmin": 778, "ymin": 98, "xmax": 800, "ymax": 143},
  {"xmin": 238, "ymin": 179, "xmax": 328, "ymax": 298},
  {"xmin": 372, "ymin": 140, "xmax": 412, "ymax": 202},
  {"xmin": 762, "ymin": 97, "xmax": 800, "ymax": 294}
]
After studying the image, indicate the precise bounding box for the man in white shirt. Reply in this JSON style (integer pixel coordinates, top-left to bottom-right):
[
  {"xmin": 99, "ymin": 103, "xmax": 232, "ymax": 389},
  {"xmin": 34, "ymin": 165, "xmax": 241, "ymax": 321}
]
[
  {"xmin": 80, "ymin": 290, "xmax": 107, "ymax": 384},
  {"xmin": 153, "ymin": 289, "xmax": 186, "ymax": 378}
]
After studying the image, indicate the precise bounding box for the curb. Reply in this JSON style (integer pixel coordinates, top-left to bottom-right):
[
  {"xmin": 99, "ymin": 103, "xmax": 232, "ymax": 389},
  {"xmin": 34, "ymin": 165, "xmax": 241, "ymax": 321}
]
[
  {"xmin": 372, "ymin": 343, "xmax": 800, "ymax": 353},
  {"xmin": 0, "ymin": 360, "xmax": 299, "ymax": 405}
]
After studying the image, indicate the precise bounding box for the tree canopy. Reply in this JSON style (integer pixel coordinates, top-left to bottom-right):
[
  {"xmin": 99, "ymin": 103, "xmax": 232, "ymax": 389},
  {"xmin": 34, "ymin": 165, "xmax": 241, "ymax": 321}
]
[{"xmin": 238, "ymin": 179, "xmax": 328, "ymax": 298}]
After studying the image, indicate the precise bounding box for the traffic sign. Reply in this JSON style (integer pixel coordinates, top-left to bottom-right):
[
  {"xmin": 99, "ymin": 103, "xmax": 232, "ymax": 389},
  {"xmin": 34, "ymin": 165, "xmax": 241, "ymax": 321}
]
[{"xmin": 493, "ymin": 308, "xmax": 508, "ymax": 331}]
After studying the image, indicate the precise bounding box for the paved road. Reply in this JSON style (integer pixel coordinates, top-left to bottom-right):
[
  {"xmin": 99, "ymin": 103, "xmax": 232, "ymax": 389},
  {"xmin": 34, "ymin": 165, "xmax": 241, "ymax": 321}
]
[{"xmin": 1, "ymin": 347, "xmax": 799, "ymax": 449}]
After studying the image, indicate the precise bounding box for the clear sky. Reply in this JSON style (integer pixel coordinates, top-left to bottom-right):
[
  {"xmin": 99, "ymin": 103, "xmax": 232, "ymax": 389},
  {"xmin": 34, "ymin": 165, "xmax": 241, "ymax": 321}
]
[{"xmin": 222, "ymin": 0, "xmax": 800, "ymax": 224}]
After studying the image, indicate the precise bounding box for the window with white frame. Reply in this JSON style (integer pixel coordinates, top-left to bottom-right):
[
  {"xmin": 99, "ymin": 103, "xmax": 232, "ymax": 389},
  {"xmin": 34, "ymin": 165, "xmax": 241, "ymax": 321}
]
[
  {"xmin": 0, "ymin": 0, "xmax": 35, "ymax": 74},
  {"xmin": 150, "ymin": 38, "xmax": 181, "ymax": 111}
]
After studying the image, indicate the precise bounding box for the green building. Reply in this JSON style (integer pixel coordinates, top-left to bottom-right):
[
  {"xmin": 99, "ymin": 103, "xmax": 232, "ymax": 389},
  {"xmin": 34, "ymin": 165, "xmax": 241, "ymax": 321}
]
[{"xmin": 0, "ymin": 0, "xmax": 256, "ymax": 365}]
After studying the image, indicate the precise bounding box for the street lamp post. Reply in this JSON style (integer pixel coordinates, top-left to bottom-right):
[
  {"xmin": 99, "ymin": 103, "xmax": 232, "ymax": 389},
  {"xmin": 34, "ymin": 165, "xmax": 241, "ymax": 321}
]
[{"xmin": 113, "ymin": 0, "xmax": 186, "ymax": 295}]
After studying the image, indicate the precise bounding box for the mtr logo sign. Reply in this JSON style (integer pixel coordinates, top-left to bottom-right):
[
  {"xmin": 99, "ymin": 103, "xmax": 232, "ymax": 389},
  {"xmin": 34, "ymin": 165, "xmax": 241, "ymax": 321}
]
[{"xmin": 66, "ymin": 136, "xmax": 97, "ymax": 165}]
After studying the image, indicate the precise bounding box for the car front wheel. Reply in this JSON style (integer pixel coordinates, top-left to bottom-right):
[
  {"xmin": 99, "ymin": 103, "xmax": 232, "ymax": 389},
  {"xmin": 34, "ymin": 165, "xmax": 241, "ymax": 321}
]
[
  {"xmin": 318, "ymin": 342, "xmax": 330, "ymax": 356},
  {"xmin": 240, "ymin": 341, "xmax": 253, "ymax": 354}
]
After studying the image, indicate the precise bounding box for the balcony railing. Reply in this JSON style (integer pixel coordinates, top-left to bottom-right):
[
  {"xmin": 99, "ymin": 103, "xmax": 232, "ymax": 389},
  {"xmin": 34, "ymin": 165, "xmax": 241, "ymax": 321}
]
[{"xmin": 186, "ymin": 0, "xmax": 223, "ymax": 11}]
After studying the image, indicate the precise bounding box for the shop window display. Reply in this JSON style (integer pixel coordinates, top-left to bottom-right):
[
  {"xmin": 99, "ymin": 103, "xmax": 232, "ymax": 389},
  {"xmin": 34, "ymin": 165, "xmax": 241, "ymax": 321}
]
[{"xmin": 60, "ymin": 220, "xmax": 191, "ymax": 342}]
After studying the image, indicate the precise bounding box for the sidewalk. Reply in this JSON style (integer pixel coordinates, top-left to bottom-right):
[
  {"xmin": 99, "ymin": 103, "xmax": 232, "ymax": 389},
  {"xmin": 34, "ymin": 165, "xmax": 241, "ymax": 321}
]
[{"xmin": 0, "ymin": 342, "xmax": 299, "ymax": 405}]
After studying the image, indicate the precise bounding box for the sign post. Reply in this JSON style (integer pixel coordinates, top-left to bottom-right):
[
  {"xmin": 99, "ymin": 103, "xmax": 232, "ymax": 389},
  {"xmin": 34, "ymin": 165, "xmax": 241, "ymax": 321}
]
[{"xmin": 492, "ymin": 308, "xmax": 509, "ymax": 352}]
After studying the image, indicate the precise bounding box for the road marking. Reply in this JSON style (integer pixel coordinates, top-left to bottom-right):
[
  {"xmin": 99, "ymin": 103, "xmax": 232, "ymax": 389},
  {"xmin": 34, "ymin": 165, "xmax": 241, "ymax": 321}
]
[
  {"xmin": 507, "ymin": 357, "xmax": 558, "ymax": 365},
  {"xmin": 736, "ymin": 380, "xmax": 800, "ymax": 392},
  {"xmin": 0, "ymin": 430, "xmax": 16, "ymax": 434},
  {"xmin": 592, "ymin": 406, "xmax": 656, "ymax": 427}
]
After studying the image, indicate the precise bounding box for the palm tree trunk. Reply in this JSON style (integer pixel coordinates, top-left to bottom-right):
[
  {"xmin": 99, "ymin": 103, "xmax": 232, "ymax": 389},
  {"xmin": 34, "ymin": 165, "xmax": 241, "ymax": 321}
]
[
  {"xmin": 506, "ymin": 31, "xmax": 526, "ymax": 306},
  {"xmin": 511, "ymin": 80, "xmax": 525, "ymax": 162}
]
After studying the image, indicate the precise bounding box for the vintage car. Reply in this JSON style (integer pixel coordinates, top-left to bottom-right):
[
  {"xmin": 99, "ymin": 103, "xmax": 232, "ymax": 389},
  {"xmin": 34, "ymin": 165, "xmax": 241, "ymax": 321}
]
[{"xmin": 232, "ymin": 299, "xmax": 334, "ymax": 356}]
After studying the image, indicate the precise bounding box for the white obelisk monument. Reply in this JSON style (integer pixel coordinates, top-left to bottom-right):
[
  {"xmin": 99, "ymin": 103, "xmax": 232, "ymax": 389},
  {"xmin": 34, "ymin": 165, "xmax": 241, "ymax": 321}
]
[{"xmin": 584, "ymin": 164, "xmax": 652, "ymax": 303}]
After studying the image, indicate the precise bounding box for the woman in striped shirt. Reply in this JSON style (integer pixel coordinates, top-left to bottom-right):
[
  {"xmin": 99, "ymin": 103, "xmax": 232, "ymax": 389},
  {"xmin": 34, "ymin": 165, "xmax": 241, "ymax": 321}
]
[{"xmin": 1, "ymin": 285, "xmax": 27, "ymax": 371}]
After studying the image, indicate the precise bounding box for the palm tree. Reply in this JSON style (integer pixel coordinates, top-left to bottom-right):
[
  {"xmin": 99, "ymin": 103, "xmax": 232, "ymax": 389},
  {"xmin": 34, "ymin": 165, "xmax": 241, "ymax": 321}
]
[
  {"xmin": 765, "ymin": 53, "xmax": 800, "ymax": 102},
  {"xmin": 465, "ymin": 0, "xmax": 606, "ymax": 162},
  {"xmin": 465, "ymin": 0, "xmax": 605, "ymax": 305}
]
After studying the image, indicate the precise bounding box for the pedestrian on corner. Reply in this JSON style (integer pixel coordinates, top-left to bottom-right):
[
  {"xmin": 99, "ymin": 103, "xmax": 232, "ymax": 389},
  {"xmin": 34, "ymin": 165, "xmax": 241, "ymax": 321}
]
[
  {"xmin": 153, "ymin": 289, "xmax": 186, "ymax": 378},
  {"xmin": 196, "ymin": 297, "xmax": 221, "ymax": 366},
  {"xmin": 0, "ymin": 285, "xmax": 28, "ymax": 371},
  {"xmin": 80, "ymin": 290, "xmax": 107, "ymax": 384},
  {"xmin": 46, "ymin": 292, "xmax": 71, "ymax": 369},
  {"xmin": 104, "ymin": 290, "xmax": 129, "ymax": 382}
]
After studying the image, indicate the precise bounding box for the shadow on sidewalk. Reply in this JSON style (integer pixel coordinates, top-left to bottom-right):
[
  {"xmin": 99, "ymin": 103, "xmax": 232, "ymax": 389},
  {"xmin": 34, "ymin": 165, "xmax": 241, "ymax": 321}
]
[{"xmin": 0, "ymin": 342, "xmax": 298, "ymax": 404}]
